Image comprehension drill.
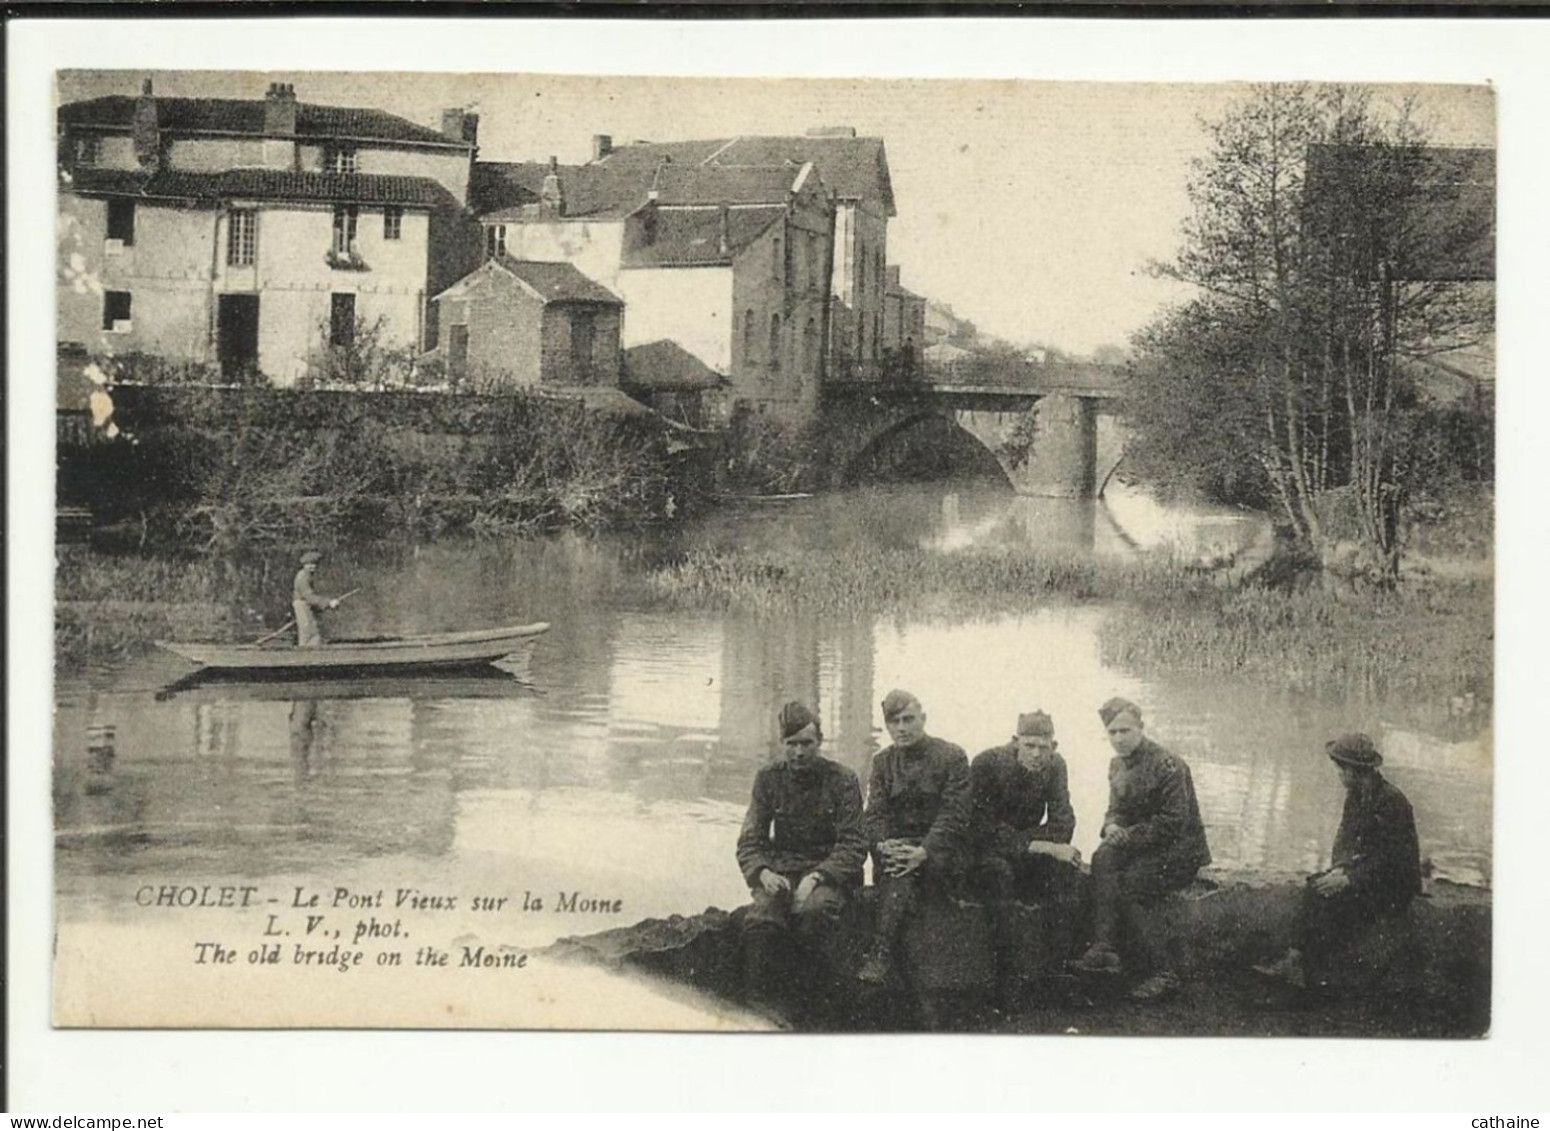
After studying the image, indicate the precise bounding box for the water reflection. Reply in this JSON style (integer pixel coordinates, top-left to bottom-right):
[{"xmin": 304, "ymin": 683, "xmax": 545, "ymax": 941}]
[{"xmin": 56, "ymin": 482, "xmax": 1490, "ymax": 943}]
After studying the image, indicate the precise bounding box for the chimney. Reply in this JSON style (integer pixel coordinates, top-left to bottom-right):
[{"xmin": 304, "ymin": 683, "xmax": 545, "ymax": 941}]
[
  {"xmin": 540, "ymin": 156, "xmax": 564, "ymax": 218},
  {"xmin": 592, "ymin": 134, "xmax": 613, "ymax": 162},
  {"xmin": 264, "ymin": 81, "xmax": 297, "ymax": 136},
  {"xmin": 132, "ymin": 78, "xmax": 160, "ymax": 170},
  {"xmin": 718, "ymin": 204, "xmax": 730, "ymax": 257},
  {"xmin": 441, "ymin": 108, "xmax": 478, "ymax": 147},
  {"xmin": 805, "ymin": 126, "xmax": 857, "ymax": 138}
]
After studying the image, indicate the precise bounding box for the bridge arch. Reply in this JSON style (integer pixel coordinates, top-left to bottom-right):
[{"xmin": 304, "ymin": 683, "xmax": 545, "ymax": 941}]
[{"xmin": 836, "ymin": 408, "xmax": 1016, "ymax": 489}]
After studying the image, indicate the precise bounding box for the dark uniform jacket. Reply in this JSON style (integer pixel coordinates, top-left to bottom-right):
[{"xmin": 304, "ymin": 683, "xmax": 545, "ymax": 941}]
[
  {"xmin": 736, "ymin": 756, "xmax": 867, "ymax": 889},
  {"xmin": 1331, "ymin": 773, "xmax": 1421, "ymax": 912},
  {"xmin": 863, "ymin": 736, "xmax": 972, "ymax": 867},
  {"xmin": 1104, "ymin": 737, "xmax": 1212, "ymax": 870},
  {"xmin": 970, "ymin": 742, "xmax": 1076, "ymax": 860}
]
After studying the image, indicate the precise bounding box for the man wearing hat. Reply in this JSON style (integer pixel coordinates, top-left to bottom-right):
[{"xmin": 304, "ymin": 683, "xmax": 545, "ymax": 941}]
[
  {"xmin": 1254, "ymin": 733, "xmax": 1421, "ymax": 990},
  {"xmin": 736, "ymin": 701, "xmax": 867, "ymax": 1017},
  {"xmin": 292, "ymin": 550, "xmax": 342, "ymax": 647},
  {"xmin": 857, "ymin": 689, "xmax": 972, "ymax": 985},
  {"xmin": 970, "ymin": 710, "xmax": 1080, "ymax": 899},
  {"xmin": 969, "ymin": 710, "xmax": 1081, "ymax": 1009},
  {"xmin": 1071, "ymin": 697, "xmax": 1211, "ymax": 1002}
]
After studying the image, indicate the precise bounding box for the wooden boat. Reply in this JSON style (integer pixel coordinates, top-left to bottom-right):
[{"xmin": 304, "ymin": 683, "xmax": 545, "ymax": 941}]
[
  {"xmin": 154, "ymin": 668, "xmax": 542, "ymax": 703},
  {"xmin": 157, "ymin": 622, "xmax": 550, "ymax": 674}
]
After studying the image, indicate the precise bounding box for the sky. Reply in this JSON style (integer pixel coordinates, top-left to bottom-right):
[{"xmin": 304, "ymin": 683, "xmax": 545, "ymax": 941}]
[{"xmin": 56, "ymin": 71, "xmax": 1494, "ymax": 357}]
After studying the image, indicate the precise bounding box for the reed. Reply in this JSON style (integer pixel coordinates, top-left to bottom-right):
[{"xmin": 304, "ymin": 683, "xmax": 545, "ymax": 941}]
[{"xmin": 647, "ymin": 545, "xmax": 1493, "ymax": 711}]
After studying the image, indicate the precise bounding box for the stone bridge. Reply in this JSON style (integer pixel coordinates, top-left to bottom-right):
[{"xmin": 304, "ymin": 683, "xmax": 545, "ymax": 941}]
[{"xmin": 817, "ymin": 374, "xmax": 1126, "ymax": 497}]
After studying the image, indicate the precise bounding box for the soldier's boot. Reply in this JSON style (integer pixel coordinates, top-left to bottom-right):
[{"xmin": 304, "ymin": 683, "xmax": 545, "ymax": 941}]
[
  {"xmin": 741, "ymin": 927, "xmax": 791, "ymax": 1016},
  {"xmin": 858, "ymin": 881, "xmax": 913, "ymax": 985}
]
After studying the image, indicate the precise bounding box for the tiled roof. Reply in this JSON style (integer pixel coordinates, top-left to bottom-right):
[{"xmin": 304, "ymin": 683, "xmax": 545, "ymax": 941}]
[
  {"xmin": 58, "ymin": 95, "xmax": 461, "ymax": 147},
  {"xmin": 493, "ymin": 257, "xmax": 621, "ymax": 304},
  {"xmin": 621, "ymin": 205, "xmax": 784, "ymax": 268},
  {"xmin": 64, "ymin": 166, "xmax": 457, "ymax": 208},
  {"xmin": 624, "ymin": 339, "xmax": 725, "ymax": 389},
  {"xmin": 471, "ymin": 159, "xmax": 812, "ymax": 222},
  {"xmin": 472, "ymin": 162, "xmax": 643, "ymax": 220},
  {"xmin": 651, "ymin": 164, "xmax": 804, "ymax": 206},
  {"xmin": 598, "ymin": 134, "xmax": 894, "ymax": 215}
]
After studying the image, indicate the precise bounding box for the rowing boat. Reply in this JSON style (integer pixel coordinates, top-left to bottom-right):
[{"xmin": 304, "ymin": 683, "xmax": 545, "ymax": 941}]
[{"xmin": 156, "ymin": 622, "xmax": 550, "ymax": 674}]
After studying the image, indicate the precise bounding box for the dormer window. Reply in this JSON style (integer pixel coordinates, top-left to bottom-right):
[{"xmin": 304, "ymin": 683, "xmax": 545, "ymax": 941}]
[{"xmin": 327, "ymin": 145, "xmax": 358, "ymax": 174}]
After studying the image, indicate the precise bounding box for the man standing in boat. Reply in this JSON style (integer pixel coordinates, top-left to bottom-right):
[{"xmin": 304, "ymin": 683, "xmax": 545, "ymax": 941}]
[
  {"xmin": 735, "ymin": 700, "xmax": 867, "ymax": 1022},
  {"xmin": 1071, "ymin": 697, "xmax": 1211, "ymax": 1002},
  {"xmin": 1253, "ymin": 733, "xmax": 1421, "ymax": 992},
  {"xmin": 292, "ymin": 549, "xmax": 342, "ymax": 647},
  {"xmin": 858, "ymin": 689, "xmax": 972, "ymax": 986}
]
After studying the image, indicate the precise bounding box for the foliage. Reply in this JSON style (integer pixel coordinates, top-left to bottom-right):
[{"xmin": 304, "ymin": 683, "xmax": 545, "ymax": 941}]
[
  {"xmin": 1128, "ymin": 84, "xmax": 1493, "ymax": 581},
  {"xmin": 645, "ymin": 542, "xmax": 1491, "ymax": 717},
  {"xmin": 79, "ymin": 380, "xmax": 684, "ymax": 551},
  {"xmin": 302, "ymin": 313, "xmax": 422, "ymax": 389},
  {"xmin": 722, "ymin": 406, "xmax": 819, "ymax": 494}
]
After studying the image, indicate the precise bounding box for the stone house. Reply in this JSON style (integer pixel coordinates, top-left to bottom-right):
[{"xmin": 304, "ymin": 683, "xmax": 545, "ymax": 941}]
[
  {"xmin": 432, "ymin": 257, "xmax": 623, "ymax": 389},
  {"xmin": 881, "ymin": 265, "xmax": 927, "ymax": 380},
  {"xmin": 587, "ymin": 130, "xmax": 896, "ymax": 381},
  {"xmin": 470, "ymin": 152, "xmax": 834, "ymax": 419},
  {"xmin": 56, "ymin": 79, "xmax": 478, "ymax": 385}
]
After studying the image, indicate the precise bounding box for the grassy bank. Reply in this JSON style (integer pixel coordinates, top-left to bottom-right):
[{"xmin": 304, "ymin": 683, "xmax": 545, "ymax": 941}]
[
  {"xmin": 69, "ymin": 385, "xmax": 692, "ymax": 550},
  {"xmin": 54, "ymin": 550, "xmax": 245, "ymax": 671},
  {"xmin": 647, "ymin": 545, "xmax": 1493, "ymax": 712}
]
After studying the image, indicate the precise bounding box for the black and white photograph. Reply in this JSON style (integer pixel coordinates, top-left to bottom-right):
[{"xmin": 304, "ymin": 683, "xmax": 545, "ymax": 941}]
[
  {"xmin": 11, "ymin": 14, "xmax": 1548, "ymax": 1114},
  {"xmin": 42, "ymin": 62, "xmax": 1497, "ymax": 1037}
]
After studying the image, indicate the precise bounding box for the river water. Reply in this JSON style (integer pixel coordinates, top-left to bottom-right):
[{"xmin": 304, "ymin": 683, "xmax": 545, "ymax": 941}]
[{"xmin": 53, "ymin": 482, "xmax": 1492, "ymax": 983}]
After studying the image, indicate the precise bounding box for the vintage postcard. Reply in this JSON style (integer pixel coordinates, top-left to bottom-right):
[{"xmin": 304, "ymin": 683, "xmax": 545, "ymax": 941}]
[{"xmin": 41, "ymin": 62, "xmax": 1499, "ymax": 1043}]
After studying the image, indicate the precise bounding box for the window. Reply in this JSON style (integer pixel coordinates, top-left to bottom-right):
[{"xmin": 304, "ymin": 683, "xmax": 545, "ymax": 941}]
[
  {"xmin": 330, "ymin": 293, "xmax": 356, "ymax": 347},
  {"xmin": 769, "ymin": 313, "xmax": 782, "ymax": 372},
  {"xmin": 328, "ymin": 146, "xmax": 358, "ymax": 174},
  {"xmin": 227, "ymin": 209, "xmax": 256, "ymax": 266},
  {"xmin": 742, "ymin": 310, "xmax": 755, "ymax": 364},
  {"xmin": 804, "ymin": 318, "xmax": 818, "ymax": 375},
  {"xmin": 485, "ymin": 224, "xmax": 506, "ymax": 259},
  {"xmin": 383, "ymin": 207, "xmax": 403, "ymax": 241},
  {"xmin": 793, "ymin": 237, "xmax": 805, "ymax": 291},
  {"xmin": 102, "ymin": 291, "xmax": 132, "ymax": 331},
  {"xmin": 106, "ymin": 199, "xmax": 136, "ymax": 246},
  {"xmin": 332, "ymin": 205, "xmax": 359, "ymax": 255},
  {"xmin": 772, "ymin": 234, "xmax": 783, "ymax": 279},
  {"xmin": 73, "ymin": 134, "xmax": 100, "ymax": 167}
]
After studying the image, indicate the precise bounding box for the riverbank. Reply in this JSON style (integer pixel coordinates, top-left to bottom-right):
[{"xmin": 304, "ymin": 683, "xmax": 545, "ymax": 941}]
[
  {"xmin": 541, "ymin": 874, "xmax": 1491, "ymax": 1037},
  {"xmin": 55, "ymin": 528, "xmax": 1494, "ymax": 722},
  {"xmin": 646, "ymin": 543, "xmax": 1493, "ymax": 718}
]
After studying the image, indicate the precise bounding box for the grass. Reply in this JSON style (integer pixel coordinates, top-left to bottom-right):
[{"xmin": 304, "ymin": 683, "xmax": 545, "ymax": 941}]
[
  {"xmin": 54, "ymin": 549, "xmax": 258, "ymax": 671},
  {"xmin": 56, "ymin": 535, "xmax": 1494, "ymax": 721},
  {"xmin": 646, "ymin": 545, "xmax": 1494, "ymax": 714}
]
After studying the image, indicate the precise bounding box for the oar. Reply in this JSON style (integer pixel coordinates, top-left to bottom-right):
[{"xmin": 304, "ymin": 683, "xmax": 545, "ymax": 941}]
[{"xmin": 253, "ymin": 588, "xmax": 362, "ymax": 646}]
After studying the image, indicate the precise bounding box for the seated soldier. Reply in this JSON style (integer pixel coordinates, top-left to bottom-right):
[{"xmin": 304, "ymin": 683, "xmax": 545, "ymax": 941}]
[
  {"xmin": 1071, "ymin": 697, "xmax": 1212, "ymax": 1002},
  {"xmin": 858, "ymin": 689, "xmax": 972, "ymax": 986},
  {"xmin": 970, "ymin": 709, "xmax": 1082, "ymax": 1009},
  {"xmin": 1255, "ymin": 733, "xmax": 1421, "ymax": 991},
  {"xmin": 735, "ymin": 701, "xmax": 866, "ymax": 1017},
  {"xmin": 970, "ymin": 709, "xmax": 1080, "ymax": 902}
]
